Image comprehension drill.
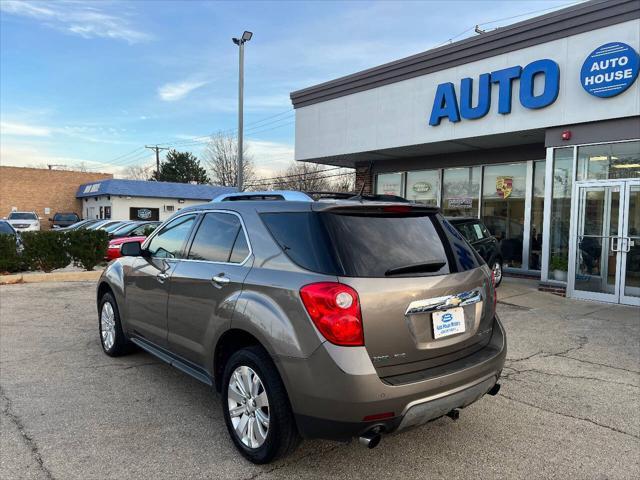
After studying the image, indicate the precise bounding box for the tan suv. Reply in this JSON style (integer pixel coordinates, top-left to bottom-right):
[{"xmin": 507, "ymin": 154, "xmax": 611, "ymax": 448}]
[{"xmin": 96, "ymin": 191, "xmax": 506, "ymax": 463}]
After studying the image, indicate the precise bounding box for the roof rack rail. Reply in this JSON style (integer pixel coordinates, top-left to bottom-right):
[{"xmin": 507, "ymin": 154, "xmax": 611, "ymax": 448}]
[{"xmin": 210, "ymin": 190, "xmax": 314, "ymax": 202}]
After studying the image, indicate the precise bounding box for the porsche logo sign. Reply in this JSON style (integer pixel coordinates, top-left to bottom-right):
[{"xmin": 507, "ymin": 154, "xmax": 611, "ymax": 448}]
[{"xmin": 496, "ymin": 177, "xmax": 513, "ymax": 199}]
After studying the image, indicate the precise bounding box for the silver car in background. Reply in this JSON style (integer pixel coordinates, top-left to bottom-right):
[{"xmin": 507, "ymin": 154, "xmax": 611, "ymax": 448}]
[{"xmin": 4, "ymin": 211, "xmax": 41, "ymax": 231}]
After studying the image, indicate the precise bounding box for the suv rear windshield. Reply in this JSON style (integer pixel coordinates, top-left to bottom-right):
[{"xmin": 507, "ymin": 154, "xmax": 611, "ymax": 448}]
[{"xmin": 261, "ymin": 210, "xmax": 480, "ymax": 277}]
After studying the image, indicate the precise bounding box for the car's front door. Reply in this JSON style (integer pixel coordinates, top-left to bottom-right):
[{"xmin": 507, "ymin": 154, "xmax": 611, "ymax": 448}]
[
  {"xmin": 167, "ymin": 211, "xmax": 252, "ymax": 367},
  {"xmin": 125, "ymin": 213, "xmax": 197, "ymax": 347}
]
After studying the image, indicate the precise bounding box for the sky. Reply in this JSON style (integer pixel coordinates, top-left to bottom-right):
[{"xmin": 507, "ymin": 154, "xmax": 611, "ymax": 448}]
[{"xmin": 0, "ymin": 0, "xmax": 580, "ymax": 179}]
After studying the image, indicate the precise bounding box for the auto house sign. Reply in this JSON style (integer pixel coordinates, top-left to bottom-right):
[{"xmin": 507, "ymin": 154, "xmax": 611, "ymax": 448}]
[{"xmin": 412, "ymin": 182, "xmax": 432, "ymax": 194}]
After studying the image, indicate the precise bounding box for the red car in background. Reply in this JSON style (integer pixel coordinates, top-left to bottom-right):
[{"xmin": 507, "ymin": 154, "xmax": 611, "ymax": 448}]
[{"xmin": 105, "ymin": 236, "xmax": 147, "ymax": 261}]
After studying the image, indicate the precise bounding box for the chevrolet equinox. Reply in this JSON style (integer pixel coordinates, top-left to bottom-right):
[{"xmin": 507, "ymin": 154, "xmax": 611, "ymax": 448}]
[{"xmin": 96, "ymin": 191, "xmax": 506, "ymax": 464}]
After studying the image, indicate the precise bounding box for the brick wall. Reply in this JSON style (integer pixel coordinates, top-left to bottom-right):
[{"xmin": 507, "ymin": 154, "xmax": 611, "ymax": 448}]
[
  {"xmin": 354, "ymin": 165, "xmax": 373, "ymax": 195},
  {"xmin": 0, "ymin": 167, "xmax": 113, "ymax": 229}
]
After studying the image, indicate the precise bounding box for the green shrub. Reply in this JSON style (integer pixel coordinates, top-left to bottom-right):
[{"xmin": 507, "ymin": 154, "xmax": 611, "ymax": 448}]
[
  {"xmin": 0, "ymin": 234, "xmax": 23, "ymax": 273},
  {"xmin": 21, "ymin": 231, "xmax": 69, "ymax": 272},
  {"xmin": 66, "ymin": 229, "xmax": 109, "ymax": 271},
  {"xmin": 550, "ymin": 255, "xmax": 569, "ymax": 271}
]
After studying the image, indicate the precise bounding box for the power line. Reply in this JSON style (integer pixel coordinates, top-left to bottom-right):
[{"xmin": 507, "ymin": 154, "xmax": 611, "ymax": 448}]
[{"xmin": 145, "ymin": 145, "xmax": 170, "ymax": 178}]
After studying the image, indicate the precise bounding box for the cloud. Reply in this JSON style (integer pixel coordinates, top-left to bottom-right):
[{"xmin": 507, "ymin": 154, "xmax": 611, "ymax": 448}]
[
  {"xmin": 0, "ymin": 0, "xmax": 151, "ymax": 44},
  {"xmin": 158, "ymin": 80, "xmax": 209, "ymax": 102},
  {"xmin": 0, "ymin": 121, "xmax": 51, "ymax": 137},
  {"xmin": 245, "ymin": 139, "xmax": 295, "ymax": 177}
]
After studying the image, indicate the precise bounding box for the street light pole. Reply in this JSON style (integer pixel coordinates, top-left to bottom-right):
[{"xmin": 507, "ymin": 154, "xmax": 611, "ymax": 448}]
[{"xmin": 232, "ymin": 31, "xmax": 253, "ymax": 191}]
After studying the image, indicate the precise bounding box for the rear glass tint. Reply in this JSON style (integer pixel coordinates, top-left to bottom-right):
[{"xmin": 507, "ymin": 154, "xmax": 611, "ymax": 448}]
[{"xmin": 261, "ymin": 210, "xmax": 481, "ymax": 277}]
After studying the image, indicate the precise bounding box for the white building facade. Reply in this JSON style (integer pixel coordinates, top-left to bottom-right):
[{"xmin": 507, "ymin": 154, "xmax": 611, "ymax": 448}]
[{"xmin": 291, "ymin": 0, "xmax": 640, "ymax": 305}]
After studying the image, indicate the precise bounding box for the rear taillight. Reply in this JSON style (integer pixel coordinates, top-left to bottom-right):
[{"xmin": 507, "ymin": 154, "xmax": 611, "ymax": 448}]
[{"xmin": 299, "ymin": 282, "xmax": 364, "ymax": 346}]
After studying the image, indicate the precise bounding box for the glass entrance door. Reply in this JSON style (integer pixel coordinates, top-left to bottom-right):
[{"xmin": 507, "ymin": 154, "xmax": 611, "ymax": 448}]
[{"xmin": 569, "ymin": 180, "xmax": 640, "ymax": 305}]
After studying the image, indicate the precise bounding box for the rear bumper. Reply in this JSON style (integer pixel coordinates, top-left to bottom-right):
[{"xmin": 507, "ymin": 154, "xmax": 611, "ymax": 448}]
[{"xmin": 280, "ymin": 316, "xmax": 506, "ymax": 441}]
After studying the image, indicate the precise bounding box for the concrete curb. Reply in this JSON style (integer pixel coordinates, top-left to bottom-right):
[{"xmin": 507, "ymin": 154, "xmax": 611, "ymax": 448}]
[{"xmin": 0, "ymin": 270, "xmax": 103, "ymax": 285}]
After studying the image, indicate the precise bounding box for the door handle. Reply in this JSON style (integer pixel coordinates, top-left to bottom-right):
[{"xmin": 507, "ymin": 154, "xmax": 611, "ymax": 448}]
[
  {"xmin": 156, "ymin": 272, "xmax": 169, "ymax": 283},
  {"xmin": 212, "ymin": 275, "xmax": 230, "ymax": 287},
  {"xmin": 611, "ymin": 237, "xmax": 620, "ymax": 253},
  {"xmin": 622, "ymin": 237, "xmax": 632, "ymax": 253}
]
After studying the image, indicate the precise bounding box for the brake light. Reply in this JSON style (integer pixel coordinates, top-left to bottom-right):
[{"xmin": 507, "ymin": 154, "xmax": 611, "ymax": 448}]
[
  {"xmin": 299, "ymin": 282, "xmax": 364, "ymax": 346},
  {"xmin": 383, "ymin": 205, "xmax": 411, "ymax": 213}
]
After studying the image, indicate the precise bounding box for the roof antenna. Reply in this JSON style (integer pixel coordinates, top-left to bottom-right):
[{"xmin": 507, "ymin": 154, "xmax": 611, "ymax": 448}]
[
  {"xmin": 355, "ymin": 161, "xmax": 374, "ymax": 199},
  {"xmin": 474, "ymin": 25, "xmax": 486, "ymax": 34}
]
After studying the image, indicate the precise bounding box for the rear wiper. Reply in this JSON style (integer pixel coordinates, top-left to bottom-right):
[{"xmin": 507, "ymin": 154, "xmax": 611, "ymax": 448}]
[{"xmin": 384, "ymin": 260, "xmax": 446, "ymax": 276}]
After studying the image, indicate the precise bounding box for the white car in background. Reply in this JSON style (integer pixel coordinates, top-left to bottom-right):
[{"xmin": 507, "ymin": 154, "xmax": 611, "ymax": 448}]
[{"xmin": 4, "ymin": 211, "xmax": 41, "ymax": 231}]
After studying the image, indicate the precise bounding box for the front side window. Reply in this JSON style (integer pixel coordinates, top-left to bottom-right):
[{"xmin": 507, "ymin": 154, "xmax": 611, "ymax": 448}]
[
  {"xmin": 188, "ymin": 212, "xmax": 249, "ymax": 263},
  {"xmin": 147, "ymin": 214, "xmax": 196, "ymax": 259}
]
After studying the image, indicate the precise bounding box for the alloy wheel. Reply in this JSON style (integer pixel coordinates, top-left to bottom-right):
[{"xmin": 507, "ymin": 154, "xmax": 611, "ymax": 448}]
[
  {"xmin": 100, "ymin": 301, "xmax": 116, "ymax": 351},
  {"xmin": 227, "ymin": 366, "xmax": 270, "ymax": 449},
  {"xmin": 493, "ymin": 262, "xmax": 502, "ymax": 285}
]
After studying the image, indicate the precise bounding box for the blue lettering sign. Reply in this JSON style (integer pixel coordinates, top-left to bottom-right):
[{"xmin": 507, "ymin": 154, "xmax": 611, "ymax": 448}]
[
  {"xmin": 429, "ymin": 59, "xmax": 560, "ymax": 125},
  {"xmin": 429, "ymin": 82, "xmax": 460, "ymax": 126},
  {"xmin": 460, "ymin": 73, "xmax": 491, "ymax": 119},
  {"xmin": 580, "ymin": 42, "xmax": 639, "ymax": 98},
  {"xmin": 490, "ymin": 66, "xmax": 522, "ymax": 114},
  {"xmin": 519, "ymin": 59, "xmax": 560, "ymax": 109}
]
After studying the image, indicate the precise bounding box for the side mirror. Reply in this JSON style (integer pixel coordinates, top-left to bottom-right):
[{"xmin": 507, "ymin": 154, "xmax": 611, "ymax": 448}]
[
  {"xmin": 38, "ymin": 217, "xmax": 43, "ymax": 221},
  {"xmin": 49, "ymin": 218, "xmax": 53, "ymax": 222},
  {"xmin": 120, "ymin": 241, "xmax": 147, "ymax": 257}
]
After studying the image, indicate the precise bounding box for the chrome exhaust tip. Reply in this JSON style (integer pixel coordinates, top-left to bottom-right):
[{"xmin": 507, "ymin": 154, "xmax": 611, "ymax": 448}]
[{"xmin": 359, "ymin": 432, "xmax": 382, "ymax": 449}]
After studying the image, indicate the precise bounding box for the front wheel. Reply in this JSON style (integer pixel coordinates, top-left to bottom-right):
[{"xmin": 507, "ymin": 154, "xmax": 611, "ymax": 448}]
[
  {"xmin": 222, "ymin": 346, "xmax": 300, "ymax": 464},
  {"xmin": 492, "ymin": 261, "xmax": 503, "ymax": 287},
  {"xmin": 99, "ymin": 292, "xmax": 131, "ymax": 357}
]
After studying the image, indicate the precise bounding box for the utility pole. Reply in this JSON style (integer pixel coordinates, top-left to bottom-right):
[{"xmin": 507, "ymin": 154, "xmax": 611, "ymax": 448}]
[
  {"xmin": 145, "ymin": 145, "xmax": 169, "ymax": 181},
  {"xmin": 232, "ymin": 31, "xmax": 253, "ymax": 191}
]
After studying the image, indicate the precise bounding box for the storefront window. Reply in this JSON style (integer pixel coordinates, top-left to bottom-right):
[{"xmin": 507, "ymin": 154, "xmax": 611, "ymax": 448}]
[
  {"xmin": 577, "ymin": 141, "xmax": 640, "ymax": 180},
  {"xmin": 529, "ymin": 160, "xmax": 545, "ymax": 270},
  {"xmin": 482, "ymin": 163, "xmax": 527, "ymax": 268},
  {"xmin": 406, "ymin": 170, "xmax": 439, "ymax": 206},
  {"xmin": 376, "ymin": 173, "xmax": 403, "ymax": 197},
  {"xmin": 548, "ymin": 147, "xmax": 574, "ymax": 281},
  {"xmin": 442, "ymin": 167, "xmax": 480, "ymax": 217}
]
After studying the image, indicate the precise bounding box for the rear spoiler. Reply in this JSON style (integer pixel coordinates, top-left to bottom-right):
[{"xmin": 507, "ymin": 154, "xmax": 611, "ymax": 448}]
[{"xmin": 312, "ymin": 202, "xmax": 440, "ymax": 215}]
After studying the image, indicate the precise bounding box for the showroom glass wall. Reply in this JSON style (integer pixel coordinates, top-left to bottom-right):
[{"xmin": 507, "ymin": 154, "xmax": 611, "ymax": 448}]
[
  {"xmin": 375, "ymin": 160, "xmax": 545, "ymax": 274},
  {"xmin": 541, "ymin": 139, "xmax": 640, "ymax": 284}
]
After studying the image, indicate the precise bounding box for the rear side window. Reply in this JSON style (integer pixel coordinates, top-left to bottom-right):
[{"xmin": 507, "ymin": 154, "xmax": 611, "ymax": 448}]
[
  {"xmin": 188, "ymin": 212, "xmax": 249, "ymax": 263},
  {"xmin": 260, "ymin": 212, "xmax": 341, "ymax": 275}
]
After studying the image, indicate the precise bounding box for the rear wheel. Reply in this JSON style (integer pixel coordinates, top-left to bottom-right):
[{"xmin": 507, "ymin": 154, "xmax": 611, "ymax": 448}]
[
  {"xmin": 99, "ymin": 293, "xmax": 131, "ymax": 356},
  {"xmin": 222, "ymin": 346, "xmax": 300, "ymax": 464}
]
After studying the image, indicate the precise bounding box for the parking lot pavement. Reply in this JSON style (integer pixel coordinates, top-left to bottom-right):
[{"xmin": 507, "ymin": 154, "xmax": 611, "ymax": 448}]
[{"xmin": 0, "ymin": 280, "xmax": 638, "ymax": 480}]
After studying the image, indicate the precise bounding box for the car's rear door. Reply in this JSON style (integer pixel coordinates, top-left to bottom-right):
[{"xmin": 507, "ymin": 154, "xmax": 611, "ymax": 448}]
[
  {"xmin": 125, "ymin": 213, "xmax": 198, "ymax": 347},
  {"xmin": 167, "ymin": 211, "xmax": 252, "ymax": 367}
]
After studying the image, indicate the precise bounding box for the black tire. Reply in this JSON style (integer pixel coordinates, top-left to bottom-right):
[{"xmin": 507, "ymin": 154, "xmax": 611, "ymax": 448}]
[
  {"xmin": 98, "ymin": 292, "xmax": 131, "ymax": 357},
  {"xmin": 221, "ymin": 346, "xmax": 301, "ymax": 464}
]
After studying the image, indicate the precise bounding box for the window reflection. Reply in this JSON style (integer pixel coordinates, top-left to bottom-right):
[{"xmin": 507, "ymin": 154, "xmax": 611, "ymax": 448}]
[
  {"xmin": 442, "ymin": 167, "xmax": 480, "ymax": 217},
  {"xmin": 548, "ymin": 148, "xmax": 573, "ymax": 280},
  {"xmin": 406, "ymin": 170, "xmax": 439, "ymax": 206},
  {"xmin": 481, "ymin": 164, "xmax": 527, "ymax": 268},
  {"xmin": 529, "ymin": 160, "xmax": 545, "ymax": 270},
  {"xmin": 376, "ymin": 173, "xmax": 403, "ymax": 197},
  {"xmin": 577, "ymin": 141, "xmax": 640, "ymax": 180}
]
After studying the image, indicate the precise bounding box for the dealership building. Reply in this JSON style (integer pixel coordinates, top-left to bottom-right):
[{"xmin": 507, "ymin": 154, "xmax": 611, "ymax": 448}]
[
  {"xmin": 76, "ymin": 179, "xmax": 235, "ymax": 222},
  {"xmin": 290, "ymin": 0, "xmax": 639, "ymax": 305}
]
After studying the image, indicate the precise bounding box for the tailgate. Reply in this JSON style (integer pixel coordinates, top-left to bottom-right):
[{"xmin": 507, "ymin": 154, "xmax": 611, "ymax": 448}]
[{"xmin": 340, "ymin": 267, "xmax": 494, "ymax": 375}]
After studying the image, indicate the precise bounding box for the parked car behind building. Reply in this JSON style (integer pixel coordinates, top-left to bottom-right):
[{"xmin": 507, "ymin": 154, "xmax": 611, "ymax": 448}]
[
  {"xmin": 50, "ymin": 212, "xmax": 80, "ymax": 229},
  {"xmin": 4, "ymin": 211, "xmax": 41, "ymax": 232}
]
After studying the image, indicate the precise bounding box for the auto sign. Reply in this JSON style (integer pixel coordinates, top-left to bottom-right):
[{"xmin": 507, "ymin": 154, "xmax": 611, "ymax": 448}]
[{"xmin": 581, "ymin": 42, "xmax": 639, "ymax": 98}]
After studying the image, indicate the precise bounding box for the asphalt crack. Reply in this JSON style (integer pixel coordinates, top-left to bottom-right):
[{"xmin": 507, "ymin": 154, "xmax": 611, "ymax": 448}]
[
  {"xmin": 501, "ymin": 366, "xmax": 639, "ymax": 389},
  {"xmin": 0, "ymin": 385, "xmax": 56, "ymax": 480},
  {"xmin": 498, "ymin": 392, "xmax": 640, "ymax": 440},
  {"xmin": 241, "ymin": 443, "xmax": 343, "ymax": 480}
]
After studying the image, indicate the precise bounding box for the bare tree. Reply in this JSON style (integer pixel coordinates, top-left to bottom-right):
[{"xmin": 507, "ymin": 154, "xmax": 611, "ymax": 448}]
[
  {"xmin": 123, "ymin": 164, "xmax": 154, "ymax": 180},
  {"xmin": 255, "ymin": 162, "xmax": 355, "ymax": 192},
  {"xmin": 203, "ymin": 132, "xmax": 255, "ymax": 187}
]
